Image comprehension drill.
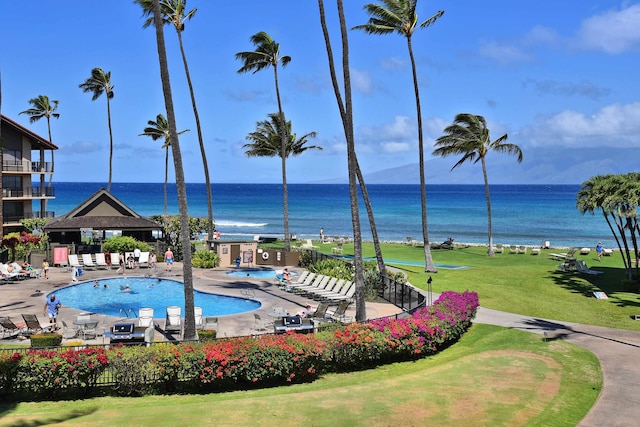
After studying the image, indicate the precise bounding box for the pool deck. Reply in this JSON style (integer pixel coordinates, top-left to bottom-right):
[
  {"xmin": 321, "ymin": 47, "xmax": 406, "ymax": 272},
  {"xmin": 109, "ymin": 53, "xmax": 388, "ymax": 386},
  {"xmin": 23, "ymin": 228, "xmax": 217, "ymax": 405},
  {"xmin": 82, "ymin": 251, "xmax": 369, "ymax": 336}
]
[{"xmin": 0, "ymin": 263, "xmax": 402, "ymax": 346}]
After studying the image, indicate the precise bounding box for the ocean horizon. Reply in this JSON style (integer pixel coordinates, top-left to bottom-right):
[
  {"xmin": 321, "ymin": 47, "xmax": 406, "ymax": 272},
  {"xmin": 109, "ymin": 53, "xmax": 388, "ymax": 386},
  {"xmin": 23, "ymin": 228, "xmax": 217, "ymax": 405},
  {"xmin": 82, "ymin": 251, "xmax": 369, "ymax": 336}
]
[{"xmin": 45, "ymin": 182, "xmax": 613, "ymax": 249}]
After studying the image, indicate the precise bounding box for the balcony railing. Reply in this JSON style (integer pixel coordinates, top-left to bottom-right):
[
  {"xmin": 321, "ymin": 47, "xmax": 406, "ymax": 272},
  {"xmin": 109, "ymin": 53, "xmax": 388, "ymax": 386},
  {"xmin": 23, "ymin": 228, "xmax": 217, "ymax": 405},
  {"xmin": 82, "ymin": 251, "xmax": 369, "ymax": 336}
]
[
  {"xmin": 3, "ymin": 211, "xmax": 56, "ymax": 224},
  {"xmin": 2, "ymin": 186, "xmax": 55, "ymax": 198},
  {"xmin": 2, "ymin": 160, "xmax": 53, "ymax": 173}
]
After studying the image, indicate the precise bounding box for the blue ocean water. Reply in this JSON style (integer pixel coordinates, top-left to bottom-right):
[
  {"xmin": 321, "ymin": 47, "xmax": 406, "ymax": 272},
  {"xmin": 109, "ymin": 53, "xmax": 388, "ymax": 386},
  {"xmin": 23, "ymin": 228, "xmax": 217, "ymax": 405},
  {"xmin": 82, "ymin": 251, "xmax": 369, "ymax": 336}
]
[{"xmin": 47, "ymin": 183, "xmax": 612, "ymax": 248}]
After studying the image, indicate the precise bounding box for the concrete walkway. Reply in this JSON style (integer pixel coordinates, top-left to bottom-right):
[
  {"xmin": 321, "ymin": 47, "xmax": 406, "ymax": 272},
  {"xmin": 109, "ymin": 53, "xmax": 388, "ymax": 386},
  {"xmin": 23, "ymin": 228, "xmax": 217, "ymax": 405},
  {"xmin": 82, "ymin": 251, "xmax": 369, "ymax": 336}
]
[{"xmin": 475, "ymin": 307, "xmax": 640, "ymax": 427}]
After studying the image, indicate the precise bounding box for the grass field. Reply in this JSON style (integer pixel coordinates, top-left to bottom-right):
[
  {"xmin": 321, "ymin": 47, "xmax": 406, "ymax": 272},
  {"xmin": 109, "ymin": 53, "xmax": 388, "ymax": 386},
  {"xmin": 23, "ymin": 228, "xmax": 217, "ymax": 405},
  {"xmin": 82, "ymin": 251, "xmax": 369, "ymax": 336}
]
[
  {"xmin": 3, "ymin": 242, "xmax": 629, "ymax": 425},
  {"xmin": 0, "ymin": 324, "xmax": 600, "ymax": 426}
]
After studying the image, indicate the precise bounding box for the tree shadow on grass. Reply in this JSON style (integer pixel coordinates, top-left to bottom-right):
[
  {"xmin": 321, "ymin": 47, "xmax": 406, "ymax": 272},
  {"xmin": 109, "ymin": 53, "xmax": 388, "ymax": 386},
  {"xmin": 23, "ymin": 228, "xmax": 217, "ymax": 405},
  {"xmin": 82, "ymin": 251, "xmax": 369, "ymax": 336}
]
[
  {"xmin": 549, "ymin": 266, "xmax": 640, "ymax": 301},
  {"xmin": 0, "ymin": 404, "xmax": 98, "ymax": 426},
  {"xmin": 518, "ymin": 318, "xmax": 640, "ymax": 348}
]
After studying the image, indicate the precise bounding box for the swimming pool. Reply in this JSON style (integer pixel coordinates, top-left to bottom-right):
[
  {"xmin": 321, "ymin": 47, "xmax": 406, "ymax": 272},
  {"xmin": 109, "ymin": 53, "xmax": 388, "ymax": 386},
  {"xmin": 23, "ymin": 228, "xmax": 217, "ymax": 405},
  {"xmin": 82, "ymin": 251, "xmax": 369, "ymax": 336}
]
[
  {"xmin": 49, "ymin": 277, "xmax": 261, "ymax": 317},
  {"xmin": 226, "ymin": 268, "xmax": 298, "ymax": 279}
]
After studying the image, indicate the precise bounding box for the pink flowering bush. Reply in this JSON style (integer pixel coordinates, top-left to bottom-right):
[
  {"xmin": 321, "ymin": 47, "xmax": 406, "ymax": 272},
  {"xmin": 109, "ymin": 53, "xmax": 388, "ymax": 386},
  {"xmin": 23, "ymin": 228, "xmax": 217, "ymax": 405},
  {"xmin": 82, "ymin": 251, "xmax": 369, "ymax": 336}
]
[
  {"xmin": 14, "ymin": 347, "xmax": 108, "ymax": 399},
  {"xmin": 0, "ymin": 291, "xmax": 478, "ymax": 400},
  {"xmin": 0, "ymin": 352, "xmax": 22, "ymax": 397},
  {"xmin": 199, "ymin": 333, "xmax": 327, "ymax": 389}
]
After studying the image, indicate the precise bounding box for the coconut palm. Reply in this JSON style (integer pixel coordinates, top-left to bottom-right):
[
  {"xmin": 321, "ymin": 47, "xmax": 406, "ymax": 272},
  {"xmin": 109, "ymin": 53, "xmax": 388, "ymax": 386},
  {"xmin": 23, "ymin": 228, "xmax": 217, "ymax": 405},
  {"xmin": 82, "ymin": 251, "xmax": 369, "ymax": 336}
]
[
  {"xmin": 139, "ymin": 114, "xmax": 189, "ymax": 217},
  {"xmin": 135, "ymin": 0, "xmax": 215, "ymax": 242},
  {"xmin": 244, "ymin": 113, "xmax": 320, "ymax": 156},
  {"xmin": 353, "ymin": 0, "xmax": 443, "ymax": 273},
  {"xmin": 236, "ymin": 32, "xmax": 294, "ymax": 251},
  {"xmin": 434, "ymin": 113, "xmax": 523, "ymax": 256},
  {"xmin": 317, "ymin": 0, "xmax": 368, "ymax": 321},
  {"xmin": 19, "ymin": 95, "xmax": 59, "ymax": 188},
  {"xmin": 78, "ymin": 67, "xmax": 115, "ymax": 192},
  {"xmin": 149, "ymin": 0, "xmax": 196, "ymax": 340}
]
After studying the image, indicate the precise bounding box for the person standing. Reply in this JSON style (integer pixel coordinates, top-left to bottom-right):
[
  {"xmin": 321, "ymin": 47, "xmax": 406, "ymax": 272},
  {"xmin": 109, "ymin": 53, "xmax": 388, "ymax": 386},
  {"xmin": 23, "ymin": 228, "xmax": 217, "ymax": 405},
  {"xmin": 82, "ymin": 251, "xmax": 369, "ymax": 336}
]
[
  {"xmin": 165, "ymin": 247, "xmax": 174, "ymax": 272},
  {"xmin": 42, "ymin": 259, "xmax": 50, "ymax": 279},
  {"xmin": 117, "ymin": 252, "xmax": 125, "ymax": 275},
  {"xmin": 596, "ymin": 242, "xmax": 603, "ymax": 261},
  {"xmin": 320, "ymin": 227, "xmax": 324, "ymax": 242},
  {"xmin": 133, "ymin": 247, "xmax": 141, "ymax": 268},
  {"xmin": 44, "ymin": 293, "xmax": 61, "ymax": 330},
  {"xmin": 149, "ymin": 251, "xmax": 157, "ymax": 269}
]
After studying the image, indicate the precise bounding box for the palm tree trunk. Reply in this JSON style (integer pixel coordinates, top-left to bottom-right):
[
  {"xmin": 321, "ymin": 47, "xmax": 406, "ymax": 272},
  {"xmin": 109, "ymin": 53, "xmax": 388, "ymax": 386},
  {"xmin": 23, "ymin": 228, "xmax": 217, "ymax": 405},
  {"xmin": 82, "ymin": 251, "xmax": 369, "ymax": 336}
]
[
  {"xmin": 164, "ymin": 146, "xmax": 169, "ymax": 217},
  {"xmin": 106, "ymin": 96, "xmax": 113, "ymax": 192},
  {"xmin": 151, "ymin": 0, "xmax": 196, "ymax": 340},
  {"xmin": 177, "ymin": 31, "xmax": 214, "ymax": 242},
  {"xmin": 318, "ymin": 0, "xmax": 366, "ymax": 321},
  {"xmin": 273, "ymin": 66, "xmax": 290, "ymax": 252},
  {"xmin": 407, "ymin": 38, "xmax": 437, "ymax": 273},
  {"xmin": 355, "ymin": 158, "xmax": 388, "ymax": 288},
  {"xmin": 481, "ymin": 157, "xmax": 495, "ymax": 256}
]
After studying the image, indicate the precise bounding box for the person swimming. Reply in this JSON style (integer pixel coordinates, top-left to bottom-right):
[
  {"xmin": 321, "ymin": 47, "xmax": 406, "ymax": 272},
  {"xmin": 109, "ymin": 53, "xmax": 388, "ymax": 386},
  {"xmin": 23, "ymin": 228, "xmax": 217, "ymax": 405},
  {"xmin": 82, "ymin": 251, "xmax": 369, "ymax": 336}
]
[{"xmin": 120, "ymin": 284, "xmax": 131, "ymax": 293}]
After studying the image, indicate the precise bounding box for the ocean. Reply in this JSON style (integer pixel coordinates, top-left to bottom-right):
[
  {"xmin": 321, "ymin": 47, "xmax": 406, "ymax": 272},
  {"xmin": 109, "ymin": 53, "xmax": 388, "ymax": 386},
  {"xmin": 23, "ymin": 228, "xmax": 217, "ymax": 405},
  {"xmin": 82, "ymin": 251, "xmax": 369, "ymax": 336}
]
[{"xmin": 47, "ymin": 183, "xmax": 612, "ymax": 249}]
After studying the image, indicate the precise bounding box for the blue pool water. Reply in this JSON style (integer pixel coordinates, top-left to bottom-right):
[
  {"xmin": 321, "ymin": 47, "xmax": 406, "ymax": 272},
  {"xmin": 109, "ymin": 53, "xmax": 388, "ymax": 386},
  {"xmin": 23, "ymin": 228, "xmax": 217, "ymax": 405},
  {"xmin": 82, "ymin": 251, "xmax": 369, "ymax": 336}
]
[
  {"xmin": 49, "ymin": 277, "xmax": 261, "ymax": 317},
  {"xmin": 226, "ymin": 268, "xmax": 298, "ymax": 279}
]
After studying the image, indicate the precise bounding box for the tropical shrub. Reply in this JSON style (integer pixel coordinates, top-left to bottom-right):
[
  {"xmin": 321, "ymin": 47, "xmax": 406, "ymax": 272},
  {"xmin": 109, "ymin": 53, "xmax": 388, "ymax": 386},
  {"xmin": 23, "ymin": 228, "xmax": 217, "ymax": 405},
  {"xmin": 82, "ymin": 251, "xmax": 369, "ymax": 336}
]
[
  {"xmin": 1, "ymin": 231, "xmax": 43, "ymax": 262},
  {"xmin": 103, "ymin": 236, "xmax": 151, "ymax": 254},
  {"xmin": 192, "ymin": 249, "xmax": 220, "ymax": 268},
  {"xmin": 198, "ymin": 330, "xmax": 217, "ymax": 341},
  {"xmin": 30, "ymin": 333, "xmax": 63, "ymax": 347},
  {"xmin": 307, "ymin": 258, "xmax": 353, "ymax": 280},
  {"xmin": 0, "ymin": 291, "xmax": 478, "ymax": 401},
  {"xmin": 14, "ymin": 347, "xmax": 108, "ymax": 399}
]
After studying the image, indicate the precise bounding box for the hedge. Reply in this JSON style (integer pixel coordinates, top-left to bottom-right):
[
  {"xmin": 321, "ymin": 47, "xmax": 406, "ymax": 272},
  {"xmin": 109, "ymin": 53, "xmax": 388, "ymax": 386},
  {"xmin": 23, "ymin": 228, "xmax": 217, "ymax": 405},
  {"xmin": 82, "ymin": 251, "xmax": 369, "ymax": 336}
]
[{"xmin": 0, "ymin": 291, "xmax": 478, "ymax": 401}]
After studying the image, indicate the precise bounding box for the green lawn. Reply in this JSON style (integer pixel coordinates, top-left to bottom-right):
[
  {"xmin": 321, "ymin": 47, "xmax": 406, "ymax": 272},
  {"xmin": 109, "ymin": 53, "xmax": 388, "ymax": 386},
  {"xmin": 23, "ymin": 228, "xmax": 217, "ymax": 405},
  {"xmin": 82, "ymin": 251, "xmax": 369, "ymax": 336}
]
[
  {"xmin": 4, "ymin": 242, "xmax": 628, "ymax": 424},
  {"xmin": 345, "ymin": 242, "xmax": 640, "ymax": 331},
  {"xmin": 0, "ymin": 324, "xmax": 600, "ymax": 427}
]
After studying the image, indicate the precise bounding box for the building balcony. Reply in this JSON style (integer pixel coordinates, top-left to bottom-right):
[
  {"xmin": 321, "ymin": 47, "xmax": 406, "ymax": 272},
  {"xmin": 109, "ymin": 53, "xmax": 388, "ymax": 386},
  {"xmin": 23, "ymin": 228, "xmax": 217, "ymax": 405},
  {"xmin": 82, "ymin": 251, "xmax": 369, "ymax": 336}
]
[
  {"xmin": 2, "ymin": 186, "xmax": 55, "ymax": 199},
  {"xmin": 3, "ymin": 211, "xmax": 56, "ymax": 224},
  {"xmin": 2, "ymin": 160, "xmax": 53, "ymax": 174}
]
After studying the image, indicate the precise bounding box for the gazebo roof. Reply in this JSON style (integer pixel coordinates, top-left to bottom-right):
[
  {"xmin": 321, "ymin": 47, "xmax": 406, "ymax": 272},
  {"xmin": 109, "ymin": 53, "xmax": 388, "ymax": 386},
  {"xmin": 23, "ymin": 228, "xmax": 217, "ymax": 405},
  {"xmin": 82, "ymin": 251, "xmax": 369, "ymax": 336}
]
[{"xmin": 44, "ymin": 188, "xmax": 162, "ymax": 231}]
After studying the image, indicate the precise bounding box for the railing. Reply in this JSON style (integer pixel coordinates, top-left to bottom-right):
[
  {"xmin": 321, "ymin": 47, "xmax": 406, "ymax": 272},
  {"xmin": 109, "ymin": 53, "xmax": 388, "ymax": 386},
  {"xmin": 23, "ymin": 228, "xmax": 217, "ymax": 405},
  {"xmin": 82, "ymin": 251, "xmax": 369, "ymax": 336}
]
[
  {"xmin": 1, "ymin": 160, "xmax": 53, "ymax": 173},
  {"xmin": 3, "ymin": 211, "xmax": 56, "ymax": 224},
  {"xmin": 119, "ymin": 308, "xmax": 138, "ymax": 318},
  {"xmin": 310, "ymin": 250, "xmax": 427, "ymax": 313},
  {"xmin": 2, "ymin": 186, "xmax": 55, "ymax": 198}
]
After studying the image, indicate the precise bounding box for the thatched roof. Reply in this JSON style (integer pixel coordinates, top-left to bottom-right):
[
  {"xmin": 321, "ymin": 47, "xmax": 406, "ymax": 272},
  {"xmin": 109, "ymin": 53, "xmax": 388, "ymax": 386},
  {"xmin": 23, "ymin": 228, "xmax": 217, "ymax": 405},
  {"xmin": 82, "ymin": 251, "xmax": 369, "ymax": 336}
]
[{"xmin": 44, "ymin": 188, "xmax": 162, "ymax": 231}]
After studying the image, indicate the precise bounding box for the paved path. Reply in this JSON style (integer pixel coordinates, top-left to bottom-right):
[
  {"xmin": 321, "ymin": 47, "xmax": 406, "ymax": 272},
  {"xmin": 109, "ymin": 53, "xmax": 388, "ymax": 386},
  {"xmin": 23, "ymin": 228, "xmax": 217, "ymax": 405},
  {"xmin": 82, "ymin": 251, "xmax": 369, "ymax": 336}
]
[{"xmin": 475, "ymin": 307, "xmax": 640, "ymax": 427}]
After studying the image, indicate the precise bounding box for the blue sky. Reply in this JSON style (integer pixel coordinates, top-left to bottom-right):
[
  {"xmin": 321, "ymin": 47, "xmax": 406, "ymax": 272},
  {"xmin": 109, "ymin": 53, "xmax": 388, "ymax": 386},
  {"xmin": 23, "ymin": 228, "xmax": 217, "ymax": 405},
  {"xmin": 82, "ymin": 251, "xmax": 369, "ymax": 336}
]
[{"xmin": 2, "ymin": 1, "xmax": 639, "ymax": 184}]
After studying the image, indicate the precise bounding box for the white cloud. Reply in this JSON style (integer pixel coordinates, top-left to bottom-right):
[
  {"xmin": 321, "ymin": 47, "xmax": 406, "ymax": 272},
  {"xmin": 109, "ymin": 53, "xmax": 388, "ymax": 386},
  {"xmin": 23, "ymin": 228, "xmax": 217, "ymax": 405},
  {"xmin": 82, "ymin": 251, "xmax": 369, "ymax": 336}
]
[
  {"xmin": 381, "ymin": 141, "xmax": 411, "ymax": 153},
  {"xmin": 358, "ymin": 115, "xmax": 416, "ymax": 143},
  {"xmin": 380, "ymin": 57, "xmax": 405, "ymax": 70},
  {"xmin": 576, "ymin": 4, "xmax": 640, "ymax": 53},
  {"xmin": 522, "ymin": 102, "xmax": 640, "ymax": 147},
  {"xmin": 350, "ymin": 68, "xmax": 373, "ymax": 95},
  {"xmin": 477, "ymin": 40, "xmax": 533, "ymax": 64}
]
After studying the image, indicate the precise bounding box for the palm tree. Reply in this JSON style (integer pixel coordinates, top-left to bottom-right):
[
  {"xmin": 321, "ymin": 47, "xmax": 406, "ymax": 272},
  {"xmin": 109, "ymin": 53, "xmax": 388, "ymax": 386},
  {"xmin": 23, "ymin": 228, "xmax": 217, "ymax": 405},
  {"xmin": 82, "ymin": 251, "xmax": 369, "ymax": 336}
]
[
  {"xmin": 135, "ymin": 0, "xmax": 215, "ymax": 242},
  {"xmin": 434, "ymin": 113, "xmax": 523, "ymax": 256},
  {"xmin": 139, "ymin": 113, "xmax": 189, "ymax": 217},
  {"xmin": 19, "ymin": 95, "xmax": 59, "ymax": 188},
  {"xmin": 236, "ymin": 32, "xmax": 294, "ymax": 251},
  {"xmin": 79, "ymin": 68, "xmax": 115, "ymax": 192},
  {"xmin": 354, "ymin": 0, "xmax": 443, "ymax": 273},
  {"xmin": 317, "ymin": 0, "xmax": 367, "ymax": 321},
  {"xmin": 244, "ymin": 112, "xmax": 321, "ymax": 176},
  {"xmin": 149, "ymin": 0, "xmax": 196, "ymax": 340}
]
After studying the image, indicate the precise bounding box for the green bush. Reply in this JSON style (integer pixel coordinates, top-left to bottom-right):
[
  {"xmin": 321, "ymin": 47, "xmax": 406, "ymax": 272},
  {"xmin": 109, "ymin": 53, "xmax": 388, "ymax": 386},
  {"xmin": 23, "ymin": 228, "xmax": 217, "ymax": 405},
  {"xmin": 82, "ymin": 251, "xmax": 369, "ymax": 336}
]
[
  {"xmin": 1, "ymin": 292, "xmax": 479, "ymax": 401},
  {"xmin": 198, "ymin": 330, "xmax": 217, "ymax": 341},
  {"xmin": 192, "ymin": 250, "xmax": 220, "ymax": 268},
  {"xmin": 103, "ymin": 236, "xmax": 151, "ymax": 254},
  {"xmin": 30, "ymin": 333, "xmax": 63, "ymax": 347},
  {"xmin": 308, "ymin": 258, "xmax": 354, "ymax": 280}
]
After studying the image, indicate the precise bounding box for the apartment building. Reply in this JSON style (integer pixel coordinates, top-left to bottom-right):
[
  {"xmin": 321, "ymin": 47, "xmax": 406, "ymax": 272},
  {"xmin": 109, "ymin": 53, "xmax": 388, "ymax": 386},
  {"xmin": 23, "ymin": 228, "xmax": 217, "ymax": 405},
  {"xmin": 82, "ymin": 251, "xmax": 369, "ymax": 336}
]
[{"xmin": 1, "ymin": 114, "xmax": 58, "ymax": 233}]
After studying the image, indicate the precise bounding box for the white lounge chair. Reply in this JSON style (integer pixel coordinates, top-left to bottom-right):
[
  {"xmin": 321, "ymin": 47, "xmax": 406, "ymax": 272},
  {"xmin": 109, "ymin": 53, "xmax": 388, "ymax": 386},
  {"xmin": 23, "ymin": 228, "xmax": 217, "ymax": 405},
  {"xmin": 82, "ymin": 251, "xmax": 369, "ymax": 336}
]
[
  {"xmin": 94, "ymin": 253, "xmax": 109, "ymax": 269},
  {"xmin": 68, "ymin": 254, "xmax": 83, "ymax": 269},
  {"xmin": 139, "ymin": 307, "xmax": 154, "ymax": 327},
  {"xmin": 165, "ymin": 306, "xmax": 182, "ymax": 335},
  {"xmin": 81, "ymin": 254, "xmax": 97, "ymax": 270},
  {"xmin": 194, "ymin": 306, "xmax": 203, "ymax": 329},
  {"xmin": 508, "ymin": 245, "xmax": 518, "ymax": 254},
  {"xmin": 300, "ymin": 239, "xmax": 318, "ymax": 250},
  {"xmin": 575, "ymin": 260, "xmax": 604, "ymax": 275},
  {"xmin": 138, "ymin": 251, "xmax": 150, "ymax": 268}
]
